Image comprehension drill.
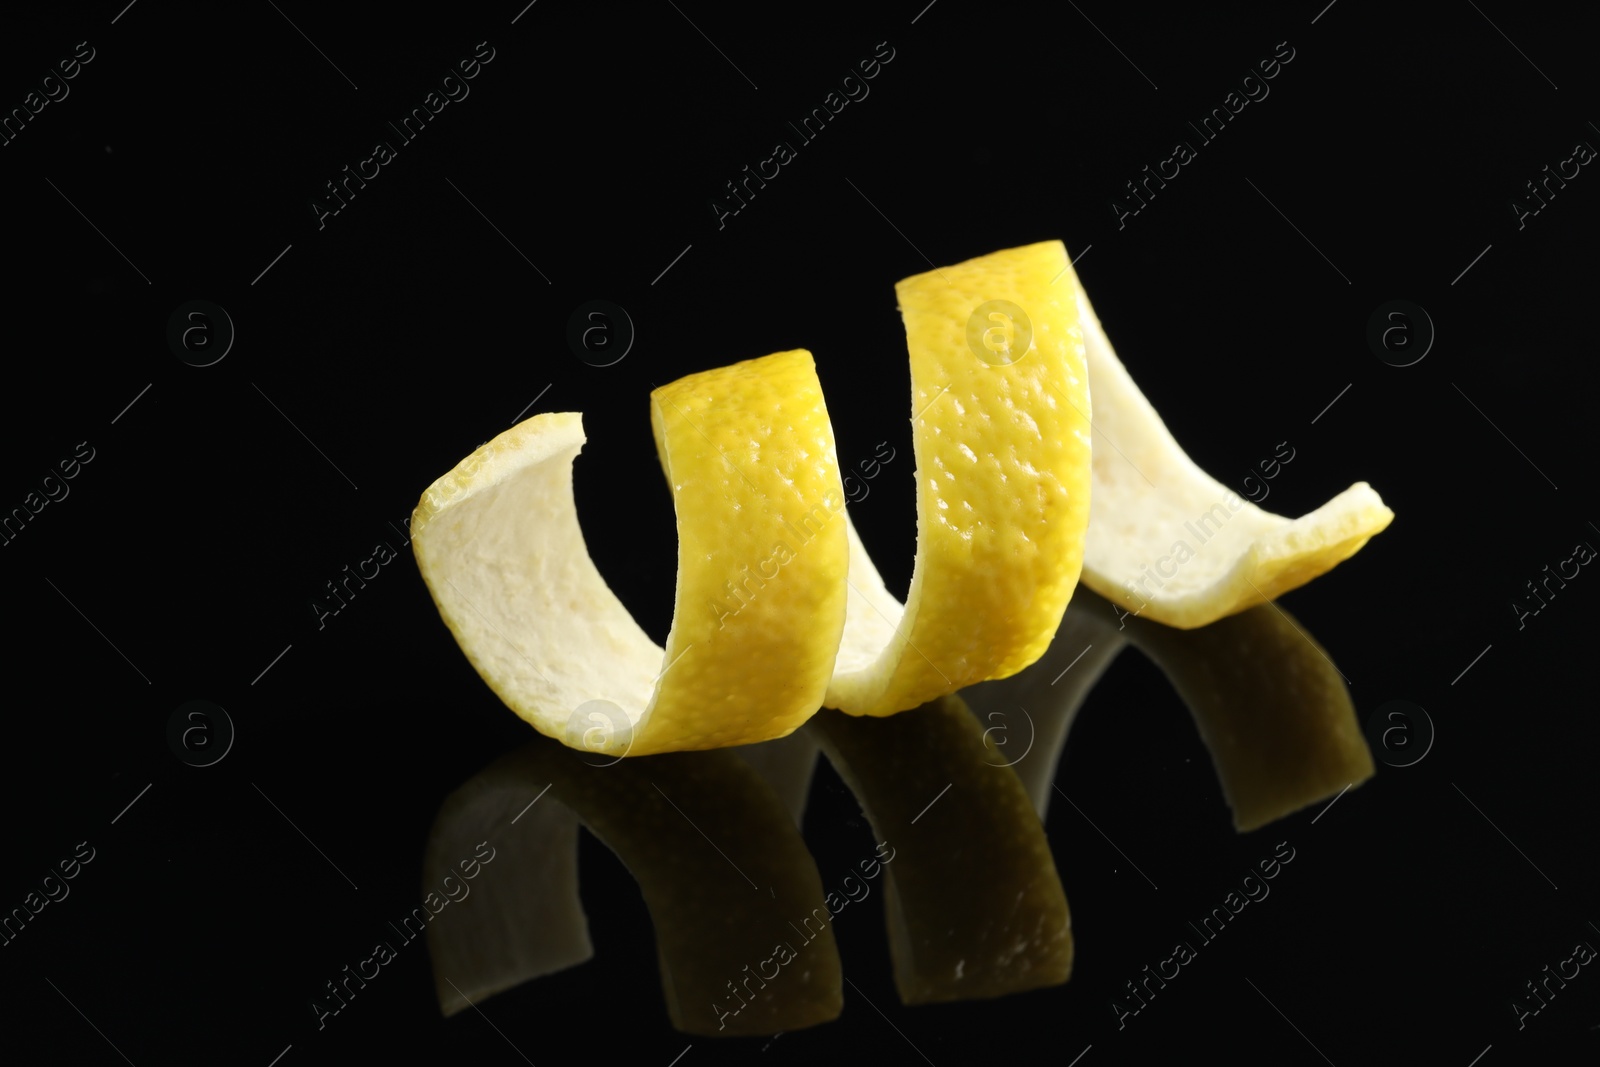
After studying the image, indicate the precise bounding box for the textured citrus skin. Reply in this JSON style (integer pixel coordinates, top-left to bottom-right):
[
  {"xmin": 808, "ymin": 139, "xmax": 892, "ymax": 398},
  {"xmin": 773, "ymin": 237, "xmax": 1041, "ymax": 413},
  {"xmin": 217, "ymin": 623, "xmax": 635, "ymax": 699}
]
[
  {"xmin": 413, "ymin": 240, "xmax": 1394, "ymax": 755},
  {"xmin": 410, "ymin": 352, "xmax": 847, "ymax": 758},
  {"xmin": 825, "ymin": 240, "xmax": 1093, "ymax": 716},
  {"xmin": 645, "ymin": 350, "xmax": 850, "ymax": 750}
]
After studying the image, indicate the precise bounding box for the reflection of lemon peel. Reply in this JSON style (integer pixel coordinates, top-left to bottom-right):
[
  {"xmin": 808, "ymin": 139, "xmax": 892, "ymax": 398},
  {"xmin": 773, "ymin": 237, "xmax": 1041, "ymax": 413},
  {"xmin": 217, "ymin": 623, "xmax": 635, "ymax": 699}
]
[
  {"xmin": 1102, "ymin": 590, "xmax": 1375, "ymax": 832},
  {"xmin": 959, "ymin": 607, "xmax": 1126, "ymax": 820},
  {"xmin": 963, "ymin": 587, "xmax": 1373, "ymax": 833},
  {"xmin": 811, "ymin": 696, "xmax": 1073, "ymax": 1003},
  {"xmin": 1058, "ymin": 257, "xmax": 1394, "ymax": 629},
  {"xmin": 424, "ymin": 736, "xmax": 844, "ymax": 1035},
  {"xmin": 732, "ymin": 729, "xmax": 822, "ymax": 829},
  {"xmin": 423, "ymin": 768, "xmax": 591, "ymax": 1018}
]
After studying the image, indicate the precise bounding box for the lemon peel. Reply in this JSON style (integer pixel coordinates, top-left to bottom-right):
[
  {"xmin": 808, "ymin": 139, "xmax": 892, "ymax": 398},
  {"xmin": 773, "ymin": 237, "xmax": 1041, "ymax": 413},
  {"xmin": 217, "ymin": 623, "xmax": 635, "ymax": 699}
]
[
  {"xmin": 411, "ymin": 350, "xmax": 849, "ymax": 756},
  {"xmin": 1056, "ymin": 257, "xmax": 1394, "ymax": 629},
  {"xmin": 414, "ymin": 242, "xmax": 1393, "ymax": 755},
  {"xmin": 824, "ymin": 240, "xmax": 1093, "ymax": 716}
]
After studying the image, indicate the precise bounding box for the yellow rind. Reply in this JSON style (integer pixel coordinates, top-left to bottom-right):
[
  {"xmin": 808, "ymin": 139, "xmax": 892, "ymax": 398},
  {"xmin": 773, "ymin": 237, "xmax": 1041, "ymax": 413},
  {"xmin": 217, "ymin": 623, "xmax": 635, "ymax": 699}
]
[
  {"xmin": 411, "ymin": 350, "xmax": 848, "ymax": 756},
  {"xmin": 412, "ymin": 242, "xmax": 1394, "ymax": 754},
  {"xmin": 825, "ymin": 240, "xmax": 1094, "ymax": 716}
]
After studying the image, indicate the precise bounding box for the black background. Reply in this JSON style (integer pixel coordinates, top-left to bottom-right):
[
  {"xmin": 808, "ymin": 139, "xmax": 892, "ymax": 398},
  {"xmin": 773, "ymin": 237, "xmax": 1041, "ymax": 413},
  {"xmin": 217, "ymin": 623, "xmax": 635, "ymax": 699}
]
[{"xmin": 1, "ymin": 1, "xmax": 1596, "ymax": 1063}]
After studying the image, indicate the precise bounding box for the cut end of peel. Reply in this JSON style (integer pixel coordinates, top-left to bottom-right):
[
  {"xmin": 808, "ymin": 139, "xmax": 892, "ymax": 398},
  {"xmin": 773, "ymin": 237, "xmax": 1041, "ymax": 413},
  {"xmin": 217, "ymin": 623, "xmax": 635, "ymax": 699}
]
[
  {"xmin": 411, "ymin": 411, "xmax": 666, "ymax": 754},
  {"xmin": 1085, "ymin": 481, "xmax": 1395, "ymax": 630},
  {"xmin": 1060, "ymin": 256, "xmax": 1395, "ymax": 630},
  {"xmin": 412, "ymin": 348, "xmax": 854, "ymax": 757}
]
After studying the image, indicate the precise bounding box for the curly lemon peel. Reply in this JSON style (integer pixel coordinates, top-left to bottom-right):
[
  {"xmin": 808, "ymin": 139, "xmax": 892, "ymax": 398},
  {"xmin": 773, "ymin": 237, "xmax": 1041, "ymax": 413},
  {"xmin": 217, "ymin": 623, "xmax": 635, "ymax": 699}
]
[
  {"xmin": 412, "ymin": 350, "xmax": 849, "ymax": 756},
  {"xmin": 824, "ymin": 240, "xmax": 1093, "ymax": 716},
  {"xmin": 413, "ymin": 241, "xmax": 1395, "ymax": 755},
  {"xmin": 1058, "ymin": 256, "xmax": 1394, "ymax": 629}
]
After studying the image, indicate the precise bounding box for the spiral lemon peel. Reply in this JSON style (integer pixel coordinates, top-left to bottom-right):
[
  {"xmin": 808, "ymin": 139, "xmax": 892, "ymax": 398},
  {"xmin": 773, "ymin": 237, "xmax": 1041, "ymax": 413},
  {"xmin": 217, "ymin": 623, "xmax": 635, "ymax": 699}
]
[{"xmin": 413, "ymin": 241, "xmax": 1392, "ymax": 755}]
